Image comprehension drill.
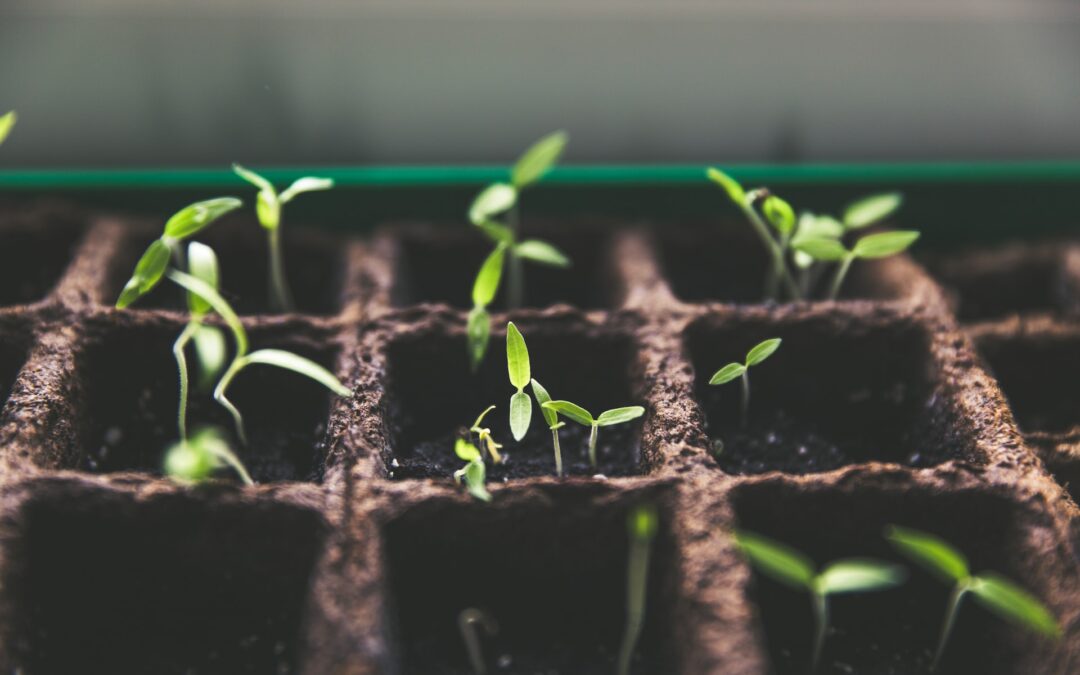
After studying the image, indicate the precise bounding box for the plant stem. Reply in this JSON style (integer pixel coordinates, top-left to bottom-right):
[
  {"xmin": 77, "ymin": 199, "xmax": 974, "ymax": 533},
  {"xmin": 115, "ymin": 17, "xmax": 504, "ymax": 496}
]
[
  {"xmin": 740, "ymin": 370, "xmax": 751, "ymax": 428},
  {"xmin": 458, "ymin": 608, "xmax": 496, "ymax": 675},
  {"xmin": 267, "ymin": 227, "xmax": 294, "ymax": 313},
  {"xmin": 209, "ymin": 441, "xmax": 255, "ymax": 486},
  {"xmin": 811, "ymin": 591, "xmax": 829, "ymax": 673},
  {"xmin": 932, "ymin": 582, "xmax": 969, "ymax": 672},
  {"xmin": 588, "ymin": 423, "xmax": 599, "ymax": 468},
  {"xmin": 214, "ymin": 359, "xmax": 249, "ymax": 446},
  {"xmin": 172, "ymin": 322, "xmax": 200, "ymax": 441},
  {"xmin": 828, "ymin": 254, "xmax": 856, "ymax": 301},
  {"xmin": 740, "ymin": 199, "xmax": 801, "ymax": 302},
  {"xmin": 617, "ymin": 532, "xmax": 654, "ymax": 675},
  {"xmin": 764, "ymin": 231, "xmax": 792, "ymax": 300},
  {"xmin": 552, "ymin": 427, "xmax": 563, "ymax": 477},
  {"xmin": 507, "ymin": 205, "xmax": 524, "ymax": 309}
]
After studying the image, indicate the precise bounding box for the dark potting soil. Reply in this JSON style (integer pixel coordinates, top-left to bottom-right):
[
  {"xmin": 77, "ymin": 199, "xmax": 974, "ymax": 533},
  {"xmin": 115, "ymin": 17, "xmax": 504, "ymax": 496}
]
[{"xmin": 0, "ymin": 222, "xmax": 83, "ymax": 306}]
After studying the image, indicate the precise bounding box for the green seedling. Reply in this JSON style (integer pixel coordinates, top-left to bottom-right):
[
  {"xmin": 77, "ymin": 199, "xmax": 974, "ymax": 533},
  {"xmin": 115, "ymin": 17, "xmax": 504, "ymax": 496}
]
[
  {"xmin": 886, "ymin": 525, "xmax": 1060, "ymax": 671},
  {"xmin": 618, "ymin": 504, "xmax": 659, "ymax": 675},
  {"xmin": 541, "ymin": 400, "xmax": 645, "ymax": 469},
  {"xmin": 233, "ymin": 164, "xmax": 333, "ymax": 313},
  {"xmin": 164, "ymin": 426, "xmax": 253, "ymax": 486},
  {"xmin": 469, "ymin": 405, "xmax": 503, "ymax": 464},
  {"xmin": 735, "ymin": 530, "xmax": 906, "ymax": 672},
  {"xmin": 794, "ymin": 229, "xmax": 919, "ymax": 301},
  {"xmin": 709, "ymin": 338, "xmax": 781, "ymax": 428},
  {"xmin": 466, "ymin": 132, "xmax": 571, "ymax": 369},
  {"xmin": 453, "ymin": 438, "xmax": 491, "ymax": 502},
  {"xmin": 0, "ymin": 111, "xmax": 15, "ymax": 147},
  {"xmin": 506, "ymin": 322, "xmax": 533, "ymax": 441},
  {"xmin": 458, "ymin": 607, "xmax": 498, "ymax": 675},
  {"xmin": 115, "ymin": 197, "xmax": 243, "ymax": 309},
  {"xmin": 530, "ymin": 378, "xmax": 566, "ymax": 476},
  {"xmin": 166, "ymin": 269, "xmax": 351, "ymax": 446}
]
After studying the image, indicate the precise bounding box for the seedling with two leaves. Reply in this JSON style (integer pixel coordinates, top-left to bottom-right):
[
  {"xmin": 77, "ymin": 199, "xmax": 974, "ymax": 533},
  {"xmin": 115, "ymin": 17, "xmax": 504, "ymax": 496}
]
[
  {"xmin": 735, "ymin": 530, "xmax": 906, "ymax": 672},
  {"xmin": 541, "ymin": 401, "xmax": 645, "ymax": 470},
  {"xmin": 0, "ymin": 110, "xmax": 15, "ymax": 147},
  {"xmin": 886, "ymin": 525, "xmax": 1060, "ymax": 671},
  {"xmin": 453, "ymin": 438, "xmax": 492, "ymax": 503},
  {"xmin": 467, "ymin": 132, "xmax": 571, "ymax": 370},
  {"xmin": 709, "ymin": 338, "xmax": 781, "ymax": 428},
  {"xmin": 233, "ymin": 164, "xmax": 334, "ymax": 312},
  {"xmin": 618, "ymin": 504, "xmax": 659, "ymax": 675}
]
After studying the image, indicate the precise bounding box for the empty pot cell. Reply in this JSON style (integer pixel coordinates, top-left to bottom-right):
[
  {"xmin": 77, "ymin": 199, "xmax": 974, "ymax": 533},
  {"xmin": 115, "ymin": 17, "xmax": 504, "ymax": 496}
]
[
  {"xmin": 382, "ymin": 491, "xmax": 677, "ymax": 674},
  {"xmin": 76, "ymin": 322, "xmax": 339, "ymax": 482},
  {"xmin": 685, "ymin": 314, "xmax": 971, "ymax": 474},
  {"xmin": 5, "ymin": 487, "xmax": 325, "ymax": 675},
  {"xmin": 924, "ymin": 242, "xmax": 1075, "ymax": 322},
  {"xmin": 107, "ymin": 219, "xmax": 345, "ymax": 316},
  {"xmin": 657, "ymin": 224, "xmax": 905, "ymax": 304},
  {"xmin": 731, "ymin": 482, "xmax": 1056, "ymax": 675},
  {"xmin": 0, "ymin": 217, "xmax": 84, "ymax": 306},
  {"xmin": 389, "ymin": 226, "xmax": 616, "ymax": 310},
  {"xmin": 383, "ymin": 324, "xmax": 644, "ymax": 479}
]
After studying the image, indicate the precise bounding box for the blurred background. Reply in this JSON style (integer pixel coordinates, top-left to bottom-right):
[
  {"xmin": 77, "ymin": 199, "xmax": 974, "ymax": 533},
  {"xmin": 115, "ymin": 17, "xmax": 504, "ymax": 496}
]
[{"xmin": 3, "ymin": 0, "xmax": 1080, "ymax": 167}]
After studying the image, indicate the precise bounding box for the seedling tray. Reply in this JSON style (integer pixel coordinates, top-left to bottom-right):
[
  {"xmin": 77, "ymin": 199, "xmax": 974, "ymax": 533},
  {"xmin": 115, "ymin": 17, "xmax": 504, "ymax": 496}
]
[{"xmin": 0, "ymin": 163, "xmax": 1077, "ymax": 674}]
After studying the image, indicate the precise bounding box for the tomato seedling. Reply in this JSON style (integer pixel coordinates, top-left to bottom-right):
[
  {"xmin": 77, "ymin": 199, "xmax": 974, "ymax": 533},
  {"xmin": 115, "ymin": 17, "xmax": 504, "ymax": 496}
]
[
  {"xmin": 164, "ymin": 426, "xmax": 253, "ymax": 486},
  {"xmin": 453, "ymin": 438, "xmax": 491, "ymax": 503},
  {"xmin": 530, "ymin": 378, "xmax": 566, "ymax": 476},
  {"xmin": 540, "ymin": 400, "xmax": 645, "ymax": 469},
  {"xmin": 708, "ymin": 338, "xmax": 781, "ymax": 428}
]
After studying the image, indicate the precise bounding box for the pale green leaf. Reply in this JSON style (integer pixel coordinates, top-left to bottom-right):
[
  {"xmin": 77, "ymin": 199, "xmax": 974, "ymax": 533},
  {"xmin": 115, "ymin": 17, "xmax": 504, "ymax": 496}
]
[
  {"xmin": 0, "ymin": 111, "xmax": 15, "ymax": 146},
  {"xmin": 886, "ymin": 526, "xmax": 970, "ymax": 582},
  {"xmin": 793, "ymin": 250, "xmax": 814, "ymax": 270},
  {"xmin": 164, "ymin": 436, "xmax": 217, "ymax": 483},
  {"xmin": 763, "ymin": 196, "xmax": 796, "ymax": 235},
  {"xmin": 596, "ymin": 406, "xmax": 645, "ymax": 427},
  {"xmin": 192, "ymin": 324, "xmax": 227, "ymax": 387},
  {"xmin": 734, "ymin": 530, "xmax": 815, "ymax": 590},
  {"xmin": 280, "ymin": 176, "xmax": 334, "ymax": 203},
  {"xmin": 241, "ymin": 348, "xmax": 351, "ymax": 397},
  {"xmin": 628, "ymin": 504, "xmax": 659, "ymax": 541},
  {"xmin": 541, "ymin": 400, "xmax": 595, "ymax": 426},
  {"xmin": 531, "ymin": 378, "xmax": 558, "ymax": 428},
  {"xmin": 746, "ymin": 338, "xmax": 781, "ymax": 366},
  {"xmin": 706, "ymin": 167, "xmax": 746, "ymax": 203},
  {"xmin": 469, "ymin": 183, "xmax": 517, "ymax": 225},
  {"xmin": 793, "ymin": 212, "xmax": 844, "ymax": 245},
  {"xmin": 163, "ymin": 197, "xmax": 243, "ymax": 239},
  {"xmin": 843, "ymin": 192, "xmax": 903, "ymax": 230},
  {"xmin": 467, "ymin": 306, "xmax": 491, "ymax": 371},
  {"xmin": 255, "ymin": 190, "xmax": 280, "ymax": 230},
  {"xmin": 514, "ymin": 240, "xmax": 570, "ymax": 267},
  {"xmin": 186, "ymin": 241, "xmax": 219, "ymax": 316},
  {"xmin": 464, "ymin": 457, "xmax": 491, "ymax": 502},
  {"xmin": 853, "ymin": 230, "xmax": 920, "ymax": 259},
  {"xmin": 511, "ymin": 130, "xmax": 568, "ymax": 188},
  {"xmin": 509, "ymin": 391, "xmax": 532, "ymax": 441},
  {"xmin": 472, "ymin": 245, "xmax": 506, "ymax": 307},
  {"xmin": 794, "ymin": 237, "xmax": 849, "ymax": 262},
  {"xmin": 166, "ymin": 270, "xmax": 248, "ymax": 356},
  {"xmin": 709, "ymin": 362, "xmax": 746, "ymax": 386},
  {"xmin": 475, "ymin": 220, "xmax": 514, "ymax": 245},
  {"xmin": 472, "ymin": 405, "xmax": 496, "ymax": 430},
  {"xmin": 506, "ymin": 322, "xmax": 530, "ymax": 390},
  {"xmin": 232, "ymin": 163, "xmax": 275, "ymax": 194},
  {"xmin": 818, "ymin": 559, "xmax": 906, "ymax": 595},
  {"xmin": 970, "ymin": 574, "xmax": 1060, "ymax": 638},
  {"xmin": 455, "ymin": 438, "xmax": 482, "ymax": 462},
  {"xmin": 116, "ymin": 238, "xmax": 172, "ymax": 308}
]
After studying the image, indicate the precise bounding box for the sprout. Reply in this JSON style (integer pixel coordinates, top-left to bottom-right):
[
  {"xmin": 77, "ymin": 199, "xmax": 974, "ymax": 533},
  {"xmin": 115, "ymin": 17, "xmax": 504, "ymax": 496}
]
[
  {"xmin": 843, "ymin": 193, "xmax": 903, "ymax": 230},
  {"xmin": 708, "ymin": 338, "xmax": 781, "ymax": 428},
  {"xmin": 453, "ymin": 439, "xmax": 491, "ymax": 503},
  {"xmin": 164, "ymin": 426, "xmax": 253, "ymax": 486},
  {"xmin": 233, "ymin": 164, "xmax": 333, "ymax": 313},
  {"xmin": 886, "ymin": 526, "xmax": 1060, "ymax": 671},
  {"xmin": 540, "ymin": 400, "xmax": 645, "ymax": 469},
  {"xmin": 735, "ymin": 530, "xmax": 906, "ymax": 672},
  {"xmin": 505, "ymin": 322, "xmax": 533, "ymax": 441},
  {"xmin": 466, "ymin": 132, "xmax": 571, "ymax": 369},
  {"xmin": 794, "ymin": 229, "xmax": 920, "ymax": 301},
  {"xmin": 530, "ymin": 378, "xmax": 565, "ymax": 476},
  {"xmin": 469, "ymin": 405, "xmax": 503, "ymax": 464},
  {"xmin": 617, "ymin": 504, "xmax": 659, "ymax": 675},
  {"xmin": 458, "ymin": 608, "xmax": 498, "ymax": 675},
  {"xmin": 0, "ymin": 110, "xmax": 15, "ymax": 147}
]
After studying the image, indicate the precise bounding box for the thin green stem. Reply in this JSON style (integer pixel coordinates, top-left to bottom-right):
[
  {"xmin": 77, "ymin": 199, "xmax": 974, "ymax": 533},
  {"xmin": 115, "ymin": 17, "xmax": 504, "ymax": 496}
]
[
  {"xmin": 765, "ymin": 230, "xmax": 792, "ymax": 300},
  {"xmin": 214, "ymin": 359, "xmax": 248, "ymax": 446},
  {"xmin": 740, "ymin": 370, "xmax": 750, "ymax": 428},
  {"xmin": 617, "ymin": 536, "xmax": 653, "ymax": 675},
  {"xmin": 507, "ymin": 204, "xmax": 524, "ymax": 309},
  {"xmin": 588, "ymin": 423, "xmax": 599, "ymax": 468},
  {"xmin": 828, "ymin": 254, "xmax": 856, "ymax": 301},
  {"xmin": 172, "ymin": 322, "xmax": 200, "ymax": 441},
  {"xmin": 740, "ymin": 200, "xmax": 801, "ymax": 301},
  {"xmin": 209, "ymin": 441, "xmax": 255, "ymax": 486},
  {"xmin": 267, "ymin": 227, "xmax": 294, "ymax": 313},
  {"xmin": 932, "ymin": 582, "xmax": 969, "ymax": 672},
  {"xmin": 811, "ymin": 591, "xmax": 829, "ymax": 673},
  {"xmin": 458, "ymin": 608, "xmax": 496, "ymax": 675},
  {"xmin": 552, "ymin": 427, "xmax": 563, "ymax": 477}
]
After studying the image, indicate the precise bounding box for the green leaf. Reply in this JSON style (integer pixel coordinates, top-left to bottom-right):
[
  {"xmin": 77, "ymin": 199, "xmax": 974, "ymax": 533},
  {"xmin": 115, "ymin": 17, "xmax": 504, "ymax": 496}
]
[
  {"xmin": 116, "ymin": 238, "xmax": 173, "ymax": 308},
  {"xmin": 531, "ymin": 378, "xmax": 558, "ymax": 428},
  {"xmin": 467, "ymin": 306, "xmax": 491, "ymax": 371},
  {"xmin": 506, "ymin": 322, "xmax": 530, "ymax": 390},
  {"xmin": 763, "ymin": 196, "xmax": 796, "ymax": 235},
  {"xmin": 0, "ymin": 111, "xmax": 15, "ymax": 146},
  {"xmin": 793, "ymin": 212, "xmax": 844, "ymax": 245},
  {"xmin": 186, "ymin": 242, "xmax": 220, "ymax": 316},
  {"xmin": 463, "ymin": 458, "xmax": 491, "ymax": 502},
  {"xmin": 541, "ymin": 400, "xmax": 595, "ymax": 427},
  {"xmin": 192, "ymin": 324, "xmax": 227, "ymax": 387},
  {"xmin": 745, "ymin": 338, "xmax": 781, "ymax": 366},
  {"xmin": 514, "ymin": 240, "xmax": 570, "ymax": 267},
  {"xmin": 512, "ymin": 130, "xmax": 568, "ymax": 188},
  {"xmin": 853, "ymin": 230, "xmax": 920, "ymax": 259},
  {"xmin": 628, "ymin": 504, "xmax": 659, "ymax": 541},
  {"xmin": 472, "ymin": 245, "xmax": 506, "ymax": 307},
  {"xmin": 232, "ymin": 163, "xmax": 275, "ymax": 194},
  {"xmin": 475, "ymin": 220, "xmax": 514, "ymax": 245},
  {"xmin": 255, "ymin": 190, "xmax": 281, "ymax": 230},
  {"xmin": 596, "ymin": 406, "xmax": 645, "ymax": 427},
  {"xmin": 472, "ymin": 405, "xmax": 497, "ymax": 430},
  {"xmin": 509, "ymin": 391, "xmax": 532, "ymax": 441},
  {"xmin": 241, "ymin": 349, "xmax": 351, "ymax": 397},
  {"xmin": 166, "ymin": 270, "xmax": 248, "ymax": 356},
  {"xmin": 734, "ymin": 530, "xmax": 815, "ymax": 590},
  {"xmin": 280, "ymin": 176, "xmax": 334, "ymax": 203},
  {"xmin": 969, "ymin": 574, "xmax": 1060, "ymax": 638},
  {"xmin": 885, "ymin": 526, "xmax": 970, "ymax": 582},
  {"xmin": 164, "ymin": 436, "xmax": 217, "ymax": 483},
  {"xmin": 794, "ymin": 237, "xmax": 849, "ymax": 262},
  {"xmin": 706, "ymin": 167, "xmax": 746, "ymax": 203},
  {"xmin": 709, "ymin": 362, "xmax": 746, "ymax": 386},
  {"xmin": 455, "ymin": 438, "xmax": 482, "ymax": 462},
  {"xmin": 469, "ymin": 183, "xmax": 517, "ymax": 226},
  {"xmin": 817, "ymin": 559, "xmax": 906, "ymax": 595},
  {"xmin": 843, "ymin": 192, "xmax": 903, "ymax": 230},
  {"xmin": 163, "ymin": 197, "xmax": 243, "ymax": 240}
]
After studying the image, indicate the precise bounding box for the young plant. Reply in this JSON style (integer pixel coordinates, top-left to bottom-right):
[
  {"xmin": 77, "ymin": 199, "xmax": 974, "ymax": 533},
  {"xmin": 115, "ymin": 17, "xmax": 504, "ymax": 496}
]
[
  {"xmin": 505, "ymin": 322, "xmax": 533, "ymax": 441},
  {"xmin": 794, "ymin": 229, "xmax": 919, "ymax": 301},
  {"xmin": 467, "ymin": 243, "xmax": 506, "ymax": 370},
  {"xmin": 233, "ymin": 164, "xmax": 334, "ymax": 312},
  {"xmin": 0, "ymin": 110, "xmax": 15, "ymax": 147},
  {"xmin": 469, "ymin": 405, "xmax": 503, "ymax": 464},
  {"xmin": 735, "ymin": 530, "xmax": 906, "ymax": 672},
  {"xmin": 540, "ymin": 400, "xmax": 645, "ymax": 469},
  {"xmin": 453, "ymin": 438, "xmax": 491, "ymax": 503},
  {"xmin": 886, "ymin": 525, "xmax": 1060, "ymax": 671},
  {"xmin": 164, "ymin": 426, "xmax": 253, "ymax": 486},
  {"xmin": 709, "ymin": 338, "xmax": 781, "ymax": 428},
  {"xmin": 458, "ymin": 607, "xmax": 498, "ymax": 675},
  {"xmin": 617, "ymin": 504, "xmax": 659, "ymax": 675},
  {"xmin": 530, "ymin": 378, "xmax": 565, "ymax": 476}
]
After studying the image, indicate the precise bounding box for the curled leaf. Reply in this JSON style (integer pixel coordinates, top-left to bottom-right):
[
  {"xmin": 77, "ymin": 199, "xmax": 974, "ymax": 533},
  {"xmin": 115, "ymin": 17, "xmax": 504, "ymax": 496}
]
[
  {"xmin": 280, "ymin": 176, "xmax": 334, "ymax": 203},
  {"xmin": 706, "ymin": 167, "xmax": 746, "ymax": 203},
  {"xmin": 455, "ymin": 438, "xmax": 482, "ymax": 462},
  {"xmin": 763, "ymin": 196, "xmax": 796, "ymax": 235},
  {"xmin": 163, "ymin": 197, "xmax": 243, "ymax": 240}
]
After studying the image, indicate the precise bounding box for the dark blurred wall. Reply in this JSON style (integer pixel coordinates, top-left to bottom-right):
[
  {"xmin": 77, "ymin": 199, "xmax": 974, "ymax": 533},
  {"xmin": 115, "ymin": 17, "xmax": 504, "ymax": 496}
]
[{"xmin": 2, "ymin": 0, "xmax": 1080, "ymax": 167}]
